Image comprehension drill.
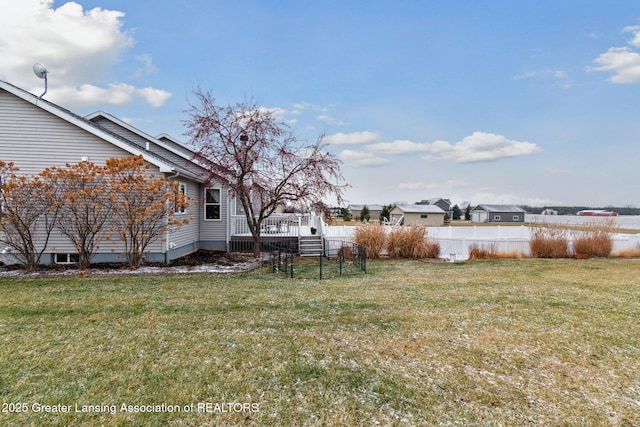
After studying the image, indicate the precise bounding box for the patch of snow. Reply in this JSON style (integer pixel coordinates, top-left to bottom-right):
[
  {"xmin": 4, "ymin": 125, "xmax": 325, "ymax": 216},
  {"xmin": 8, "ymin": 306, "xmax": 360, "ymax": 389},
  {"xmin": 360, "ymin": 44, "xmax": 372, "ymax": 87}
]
[{"xmin": 0, "ymin": 259, "xmax": 263, "ymax": 278}]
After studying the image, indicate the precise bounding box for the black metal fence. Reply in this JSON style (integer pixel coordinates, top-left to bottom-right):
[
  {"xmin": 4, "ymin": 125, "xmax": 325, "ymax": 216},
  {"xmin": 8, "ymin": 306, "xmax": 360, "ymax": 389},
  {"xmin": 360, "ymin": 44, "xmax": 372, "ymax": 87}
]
[
  {"xmin": 269, "ymin": 246, "xmax": 295, "ymax": 278},
  {"xmin": 323, "ymin": 240, "xmax": 366, "ymax": 275},
  {"xmin": 268, "ymin": 239, "xmax": 366, "ymax": 280}
]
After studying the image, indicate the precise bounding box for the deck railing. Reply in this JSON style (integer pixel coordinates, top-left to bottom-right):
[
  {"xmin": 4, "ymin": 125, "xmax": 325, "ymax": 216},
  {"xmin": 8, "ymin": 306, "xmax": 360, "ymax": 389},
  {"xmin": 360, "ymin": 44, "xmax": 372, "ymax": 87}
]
[{"xmin": 230, "ymin": 213, "xmax": 313, "ymax": 237}]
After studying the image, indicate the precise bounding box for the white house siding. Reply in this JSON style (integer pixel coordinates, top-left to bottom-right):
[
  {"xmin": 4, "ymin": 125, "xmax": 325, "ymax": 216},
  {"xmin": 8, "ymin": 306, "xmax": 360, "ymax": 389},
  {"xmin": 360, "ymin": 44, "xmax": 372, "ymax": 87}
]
[
  {"xmin": 93, "ymin": 119, "xmax": 230, "ymax": 253},
  {"xmin": 165, "ymin": 178, "xmax": 202, "ymax": 260},
  {"xmin": 198, "ymin": 185, "xmax": 229, "ymax": 251},
  {"xmin": 88, "ymin": 116, "xmax": 218, "ymax": 259},
  {"xmin": 0, "ymin": 91, "xmax": 133, "ymax": 175},
  {"xmin": 89, "ymin": 116, "xmax": 207, "ymax": 179},
  {"xmin": 0, "ymin": 89, "xmax": 163, "ymax": 263}
]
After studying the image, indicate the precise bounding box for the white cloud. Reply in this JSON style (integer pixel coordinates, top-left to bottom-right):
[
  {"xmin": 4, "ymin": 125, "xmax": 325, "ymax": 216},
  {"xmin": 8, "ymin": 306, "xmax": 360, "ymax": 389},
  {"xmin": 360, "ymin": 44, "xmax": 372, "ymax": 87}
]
[
  {"xmin": 52, "ymin": 83, "xmax": 135, "ymax": 107},
  {"xmin": 256, "ymin": 106, "xmax": 288, "ymax": 118},
  {"xmin": 137, "ymin": 87, "xmax": 172, "ymax": 107},
  {"xmin": 365, "ymin": 132, "xmax": 540, "ymax": 163},
  {"xmin": 317, "ymin": 115, "xmax": 346, "ymax": 126},
  {"xmin": 134, "ymin": 54, "xmax": 159, "ymax": 78},
  {"xmin": 438, "ymin": 132, "xmax": 542, "ymax": 163},
  {"xmin": 0, "ymin": 0, "xmax": 171, "ymax": 107},
  {"xmin": 338, "ymin": 150, "xmax": 391, "ymax": 167},
  {"xmin": 325, "ymin": 131, "xmax": 381, "ymax": 145},
  {"xmin": 512, "ymin": 71, "xmax": 538, "ymax": 80},
  {"xmin": 624, "ymin": 25, "xmax": 640, "ymax": 47},
  {"xmin": 291, "ymin": 102, "xmax": 328, "ymax": 113},
  {"xmin": 588, "ymin": 47, "xmax": 640, "ymax": 83},
  {"xmin": 398, "ymin": 181, "xmax": 437, "ymax": 190},
  {"xmin": 471, "ymin": 191, "xmax": 560, "ymax": 207},
  {"xmin": 368, "ymin": 139, "xmax": 436, "ymax": 154},
  {"xmin": 512, "ymin": 69, "xmax": 572, "ymax": 87},
  {"xmin": 446, "ymin": 179, "xmax": 470, "ymax": 188},
  {"xmin": 588, "ymin": 25, "xmax": 640, "ymax": 83}
]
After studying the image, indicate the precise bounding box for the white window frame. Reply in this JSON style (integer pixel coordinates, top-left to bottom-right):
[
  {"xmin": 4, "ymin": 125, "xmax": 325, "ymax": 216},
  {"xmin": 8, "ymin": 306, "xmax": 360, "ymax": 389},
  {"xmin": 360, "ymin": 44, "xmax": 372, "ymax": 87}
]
[
  {"xmin": 513, "ymin": 215, "xmax": 520, "ymax": 221},
  {"xmin": 204, "ymin": 187, "xmax": 222, "ymax": 221},
  {"xmin": 55, "ymin": 253, "xmax": 79, "ymax": 264},
  {"xmin": 493, "ymin": 215, "xmax": 501, "ymax": 221},
  {"xmin": 0, "ymin": 175, "xmax": 5, "ymax": 218}
]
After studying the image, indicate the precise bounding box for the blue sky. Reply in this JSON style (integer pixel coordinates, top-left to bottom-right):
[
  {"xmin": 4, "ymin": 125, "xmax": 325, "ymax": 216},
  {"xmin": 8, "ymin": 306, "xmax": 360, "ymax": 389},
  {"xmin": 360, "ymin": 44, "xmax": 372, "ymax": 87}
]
[{"xmin": 2, "ymin": 1, "xmax": 640, "ymax": 208}]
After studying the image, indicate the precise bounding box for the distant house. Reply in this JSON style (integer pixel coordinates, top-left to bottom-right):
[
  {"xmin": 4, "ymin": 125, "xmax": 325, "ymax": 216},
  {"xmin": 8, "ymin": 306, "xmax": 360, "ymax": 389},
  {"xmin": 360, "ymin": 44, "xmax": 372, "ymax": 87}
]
[
  {"xmin": 576, "ymin": 210, "xmax": 618, "ymax": 217},
  {"xmin": 390, "ymin": 204, "xmax": 445, "ymax": 227},
  {"xmin": 347, "ymin": 204, "xmax": 384, "ymax": 221},
  {"xmin": 417, "ymin": 198, "xmax": 453, "ymax": 218},
  {"xmin": 470, "ymin": 205, "xmax": 526, "ymax": 223},
  {"xmin": 328, "ymin": 206, "xmax": 344, "ymax": 218}
]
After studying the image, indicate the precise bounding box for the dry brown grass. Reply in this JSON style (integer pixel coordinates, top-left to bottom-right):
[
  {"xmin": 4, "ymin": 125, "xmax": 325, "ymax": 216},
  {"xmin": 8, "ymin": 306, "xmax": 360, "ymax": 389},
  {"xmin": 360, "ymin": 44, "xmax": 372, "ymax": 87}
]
[
  {"xmin": 530, "ymin": 220, "xmax": 618, "ymax": 259},
  {"xmin": 572, "ymin": 220, "xmax": 617, "ymax": 258},
  {"xmin": 353, "ymin": 222, "xmax": 386, "ymax": 259},
  {"xmin": 529, "ymin": 224, "xmax": 570, "ymax": 258},
  {"xmin": 468, "ymin": 244, "xmax": 524, "ymax": 260},
  {"xmin": 613, "ymin": 244, "xmax": 640, "ymax": 258},
  {"xmin": 354, "ymin": 223, "xmax": 440, "ymax": 259},
  {"xmin": 468, "ymin": 243, "xmax": 499, "ymax": 259},
  {"xmin": 387, "ymin": 225, "xmax": 440, "ymax": 259}
]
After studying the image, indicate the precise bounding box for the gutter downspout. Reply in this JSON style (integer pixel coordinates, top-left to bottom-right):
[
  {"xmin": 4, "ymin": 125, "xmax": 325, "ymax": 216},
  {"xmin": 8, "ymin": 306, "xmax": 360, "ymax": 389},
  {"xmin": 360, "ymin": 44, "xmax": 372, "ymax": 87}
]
[
  {"xmin": 165, "ymin": 170, "xmax": 180, "ymax": 264},
  {"xmin": 226, "ymin": 187, "xmax": 231, "ymax": 252}
]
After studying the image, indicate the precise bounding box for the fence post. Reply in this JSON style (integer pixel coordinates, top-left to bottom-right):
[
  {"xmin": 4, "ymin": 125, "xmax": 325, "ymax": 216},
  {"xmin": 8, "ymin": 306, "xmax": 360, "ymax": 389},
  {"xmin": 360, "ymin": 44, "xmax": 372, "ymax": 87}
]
[
  {"xmin": 290, "ymin": 252, "xmax": 294, "ymax": 278},
  {"xmin": 363, "ymin": 246, "xmax": 366, "ymax": 273}
]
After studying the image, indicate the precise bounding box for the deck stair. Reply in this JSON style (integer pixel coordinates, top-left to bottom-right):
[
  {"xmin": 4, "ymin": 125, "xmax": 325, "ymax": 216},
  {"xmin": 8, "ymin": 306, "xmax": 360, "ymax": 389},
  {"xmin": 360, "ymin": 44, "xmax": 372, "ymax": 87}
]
[{"xmin": 299, "ymin": 235, "xmax": 323, "ymax": 256}]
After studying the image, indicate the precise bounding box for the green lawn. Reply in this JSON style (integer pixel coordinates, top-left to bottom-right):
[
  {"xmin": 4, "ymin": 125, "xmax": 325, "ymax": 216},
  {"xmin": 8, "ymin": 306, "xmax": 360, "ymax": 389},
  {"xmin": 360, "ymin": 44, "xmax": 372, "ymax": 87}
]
[{"xmin": 1, "ymin": 259, "xmax": 639, "ymax": 426}]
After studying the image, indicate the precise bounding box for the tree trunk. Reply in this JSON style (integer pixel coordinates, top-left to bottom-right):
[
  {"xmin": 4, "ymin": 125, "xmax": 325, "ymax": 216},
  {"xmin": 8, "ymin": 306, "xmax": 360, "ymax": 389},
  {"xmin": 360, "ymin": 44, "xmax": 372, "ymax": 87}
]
[{"xmin": 250, "ymin": 224, "xmax": 262, "ymax": 258}]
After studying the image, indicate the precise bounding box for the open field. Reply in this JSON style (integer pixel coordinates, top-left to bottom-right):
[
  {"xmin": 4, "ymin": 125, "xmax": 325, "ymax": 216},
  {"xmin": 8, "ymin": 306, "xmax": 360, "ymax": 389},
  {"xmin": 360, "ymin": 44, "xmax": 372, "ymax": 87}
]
[{"xmin": 1, "ymin": 259, "xmax": 639, "ymax": 425}]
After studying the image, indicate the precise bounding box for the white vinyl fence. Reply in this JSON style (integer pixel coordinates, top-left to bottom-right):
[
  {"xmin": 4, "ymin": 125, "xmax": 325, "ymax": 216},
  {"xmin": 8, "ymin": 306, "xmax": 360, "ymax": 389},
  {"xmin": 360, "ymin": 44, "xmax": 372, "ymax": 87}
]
[{"xmin": 323, "ymin": 224, "xmax": 640, "ymax": 261}]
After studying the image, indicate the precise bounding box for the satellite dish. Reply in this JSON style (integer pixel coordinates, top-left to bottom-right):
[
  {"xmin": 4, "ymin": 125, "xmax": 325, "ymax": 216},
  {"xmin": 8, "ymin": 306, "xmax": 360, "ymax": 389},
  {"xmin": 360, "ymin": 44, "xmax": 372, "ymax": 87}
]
[
  {"xmin": 32, "ymin": 63, "xmax": 49, "ymax": 98},
  {"xmin": 33, "ymin": 63, "xmax": 48, "ymax": 79}
]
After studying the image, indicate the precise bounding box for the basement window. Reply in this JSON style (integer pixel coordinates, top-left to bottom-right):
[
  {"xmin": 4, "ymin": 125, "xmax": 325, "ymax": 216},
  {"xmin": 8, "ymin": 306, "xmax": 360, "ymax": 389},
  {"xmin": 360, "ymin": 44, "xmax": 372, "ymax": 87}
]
[{"xmin": 55, "ymin": 253, "xmax": 79, "ymax": 264}]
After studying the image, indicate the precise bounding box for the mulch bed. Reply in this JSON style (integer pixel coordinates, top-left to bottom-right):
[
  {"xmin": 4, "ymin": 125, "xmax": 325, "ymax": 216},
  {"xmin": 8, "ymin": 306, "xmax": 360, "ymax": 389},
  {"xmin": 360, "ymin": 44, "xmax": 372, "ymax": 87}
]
[{"xmin": 0, "ymin": 250, "xmax": 257, "ymax": 273}]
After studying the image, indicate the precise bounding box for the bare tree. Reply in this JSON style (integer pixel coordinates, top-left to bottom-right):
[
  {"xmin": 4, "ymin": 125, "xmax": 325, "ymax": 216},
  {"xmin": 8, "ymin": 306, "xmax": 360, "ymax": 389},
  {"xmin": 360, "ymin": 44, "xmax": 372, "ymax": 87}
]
[
  {"xmin": 185, "ymin": 88, "xmax": 347, "ymax": 257},
  {"xmin": 0, "ymin": 161, "xmax": 60, "ymax": 271}
]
